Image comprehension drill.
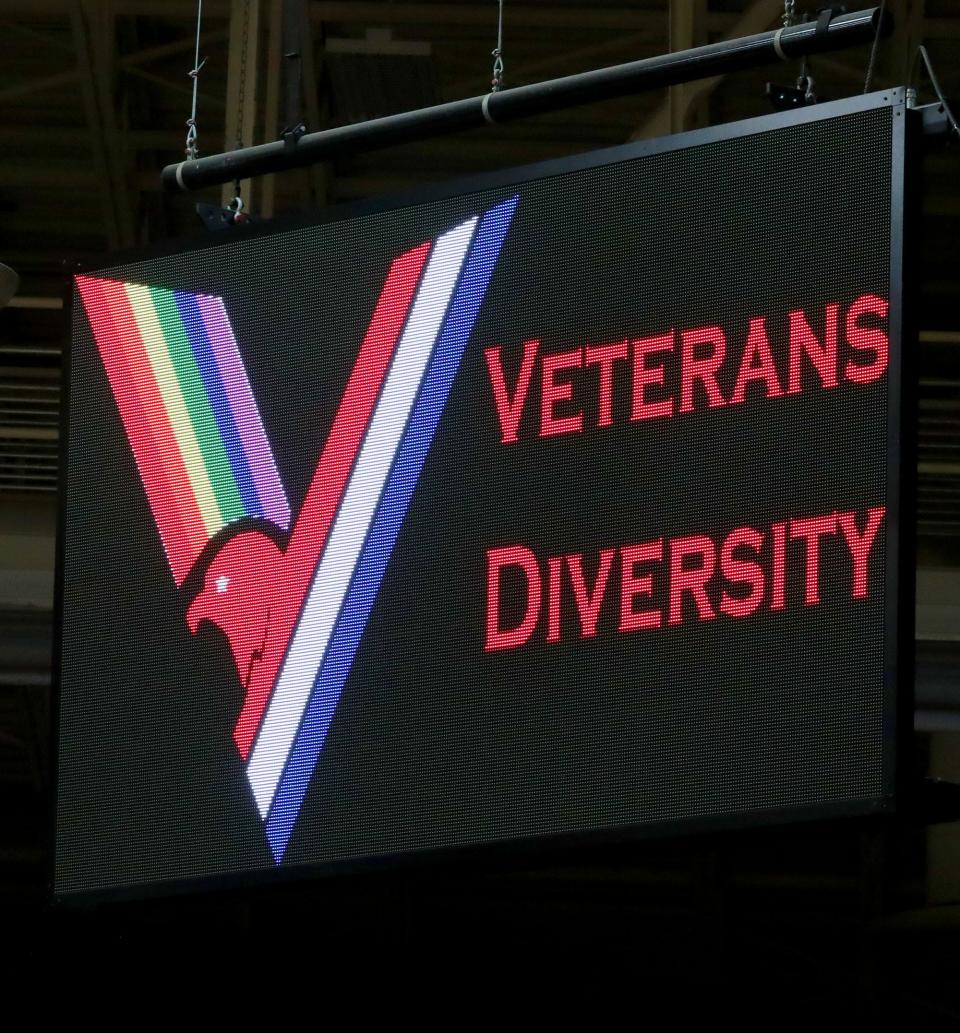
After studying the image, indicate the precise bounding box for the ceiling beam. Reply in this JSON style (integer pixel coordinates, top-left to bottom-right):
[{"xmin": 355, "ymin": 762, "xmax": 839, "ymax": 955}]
[
  {"xmin": 306, "ymin": 2, "xmax": 667, "ymax": 31},
  {"xmin": 221, "ymin": 0, "xmax": 261, "ymax": 208},
  {"xmin": 0, "ymin": 70, "xmax": 78, "ymax": 103},
  {"xmin": 877, "ymin": 0, "xmax": 924, "ymax": 87},
  {"xmin": 0, "ymin": 20, "xmax": 74, "ymax": 53},
  {"xmin": 3, "ymin": 0, "xmax": 960, "ymax": 40},
  {"xmin": 299, "ymin": 2, "xmax": 331, "ymax": 207},
  {"xmin": 628, "ymin": 0, "xmax": 783, "ymax": 142},
  {"xmin": 0, "ymin": 0, "xmax": 735, "ymax": 33},
  {"xmin": 119, "ymin": 28, "xmax": 230, "ymax": 69},
  {"xmin": 667, "ymin": 0, "xmax": 708, "ymax": 135},
  {"xmin": 70, "ymin": 0, "xmax": 136, "ymax": 248},
  {"xmin": 307, "ymin": 3, "xmax": 767, "ymax": 34},
  {"xmin": 121, "ymin": 63, "xmax": 224, "ymax": 107},
  {"xmin": 0, "ymin": 31, "xmax": 229, "ymax": 105},
  {"xmin": 259, "ymin": 0, "xmax": 283, "ymax": 218}
]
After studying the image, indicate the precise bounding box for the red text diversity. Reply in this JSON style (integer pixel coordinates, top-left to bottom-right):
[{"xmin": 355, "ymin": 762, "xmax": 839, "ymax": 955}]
[
  {"xmin": 481, "ymin": 294, "xmax": 889, "ymax": 652},
  {"xmin": 485, "ymin": 507, "xmax": 885, "ymax": 651}
]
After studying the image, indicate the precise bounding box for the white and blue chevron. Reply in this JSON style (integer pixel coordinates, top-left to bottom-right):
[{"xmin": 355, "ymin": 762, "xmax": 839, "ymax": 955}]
[{"xmin": 242, "ymin": 197, "xmax": 518, "ymax": 862}]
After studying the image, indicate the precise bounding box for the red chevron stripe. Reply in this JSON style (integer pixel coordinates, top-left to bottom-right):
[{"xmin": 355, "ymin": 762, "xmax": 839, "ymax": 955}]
[
  {"xmin": 232, "ymin": 240, "xmax": 432, "ymax": 758},
  {"xmin": 77, "ymin": 275, "xmax": 208, "ymax": 584}
]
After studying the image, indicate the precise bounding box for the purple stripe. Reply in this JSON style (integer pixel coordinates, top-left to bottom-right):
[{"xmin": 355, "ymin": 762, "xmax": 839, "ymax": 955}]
[{"xmin": 196, "ymin": 295, "xmax": 291, "ymax": 530}]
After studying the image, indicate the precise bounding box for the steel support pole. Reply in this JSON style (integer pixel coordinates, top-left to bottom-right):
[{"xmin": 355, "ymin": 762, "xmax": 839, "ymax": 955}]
[{"xmin": 162, "ymin": 5, "xmax": 892, "ymax": 194}]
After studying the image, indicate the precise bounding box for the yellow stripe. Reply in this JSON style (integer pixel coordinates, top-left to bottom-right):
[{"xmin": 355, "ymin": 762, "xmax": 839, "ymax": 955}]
[{"xmin": 125, "ymin": 283, "xmax": 224, "ymax": 538}]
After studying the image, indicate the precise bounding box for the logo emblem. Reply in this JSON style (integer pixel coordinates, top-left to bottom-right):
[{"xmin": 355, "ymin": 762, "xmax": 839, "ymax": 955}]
[{"xmin": 77, "ymin": 197, "xmax": 518, "ymax": 861}]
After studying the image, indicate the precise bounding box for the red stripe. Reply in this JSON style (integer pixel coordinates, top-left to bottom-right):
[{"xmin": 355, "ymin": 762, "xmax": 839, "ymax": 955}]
[
  {"xmin": 233, "ymin": 241, "xmax": 432, "ymax": 758},
  {"xmin": 77, "ymin": 276, "xmax": 209, "ymax": 584}
]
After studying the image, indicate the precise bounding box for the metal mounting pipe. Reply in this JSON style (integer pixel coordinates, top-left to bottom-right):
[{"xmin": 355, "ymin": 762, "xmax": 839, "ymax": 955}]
[{"xmin": 162, "ymin": 5, "xmax": 892, "ymax": 193}]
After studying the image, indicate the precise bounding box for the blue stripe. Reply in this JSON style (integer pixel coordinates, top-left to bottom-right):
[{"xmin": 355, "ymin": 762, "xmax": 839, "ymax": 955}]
[
  {"xmin": 264, "ymin": 197, "xmax": 519, "ymax": 861},
  {"xmin": 173, "ymin": 290, "xmax": 264, "ymax": 520}
]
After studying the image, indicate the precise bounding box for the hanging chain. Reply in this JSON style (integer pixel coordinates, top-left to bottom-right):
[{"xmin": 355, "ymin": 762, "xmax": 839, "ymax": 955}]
[
  {"xmin": 232, "ymin": 0, "xmax": 253, "ymax": 208},
  {"xmin": 185, "ymin": 0, "xmax": 205, "ymax": 160},
  {"xmin": 491, "ymin": 0, "xmax": 505, "ymax": 92},
  {"xmin": 797, "ymin": 6, "xmax": 813, "ymax": 101},
  {"xmin": 782, "ymin": 2, "xmax": 814, "ymax": 102},
  {"xmin": 235, "ymin": 0, "xmax": 251, "ymax": 153}
]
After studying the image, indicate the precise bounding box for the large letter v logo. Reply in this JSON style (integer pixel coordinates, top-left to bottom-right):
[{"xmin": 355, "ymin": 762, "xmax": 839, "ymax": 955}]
[{"xmin": 80, "ymin": 197, "xmax": 518, "ymax": 863}]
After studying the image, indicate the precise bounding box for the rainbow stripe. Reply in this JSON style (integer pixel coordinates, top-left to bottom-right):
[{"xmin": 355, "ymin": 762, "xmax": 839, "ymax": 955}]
[
  {"xmin": 76, "ymin": 276, "xmax": 290, "ymax": 584},
  {"xmin": 77, "ymin": 197, "xmax": 518, "ymax": 867}
]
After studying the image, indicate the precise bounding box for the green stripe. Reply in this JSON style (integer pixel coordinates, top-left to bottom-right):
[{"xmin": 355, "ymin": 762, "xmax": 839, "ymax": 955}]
[{"xmin": 149, "ymin": 286, "xmax": 246, "ymax": 524}]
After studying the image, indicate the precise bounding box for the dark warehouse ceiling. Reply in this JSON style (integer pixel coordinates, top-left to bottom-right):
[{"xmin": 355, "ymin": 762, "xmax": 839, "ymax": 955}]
[{"xmin": 0, "ymin": 0, "xmax": 958, "ymax": 1013}]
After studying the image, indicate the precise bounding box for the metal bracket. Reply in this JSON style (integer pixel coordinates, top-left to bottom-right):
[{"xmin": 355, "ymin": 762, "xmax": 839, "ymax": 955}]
[
  {"xmin": 916, "ymin": 101, "xmax": 958, "ymax": 142},
  {"xmin": 195, "ymin": 201, "xmax": 257, "ymax": 231},
  {"xmin": 766, "ymin": 81, "xmax": 822, "ymax": 111},
  {"xmin": 281, "ymin": 121, "xmax": 307, "ymax": 151}
]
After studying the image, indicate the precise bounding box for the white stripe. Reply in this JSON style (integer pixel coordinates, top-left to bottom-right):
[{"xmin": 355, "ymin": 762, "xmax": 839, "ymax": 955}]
[{"xmin": 246, "ymin": 216, "xmax": 478, "ymax": 818}]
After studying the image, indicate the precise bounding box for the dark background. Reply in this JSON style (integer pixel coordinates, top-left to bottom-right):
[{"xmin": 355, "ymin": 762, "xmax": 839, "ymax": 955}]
[{"xmin": 57, "ymin": 101, "xmax": 895, "ymax": 896}]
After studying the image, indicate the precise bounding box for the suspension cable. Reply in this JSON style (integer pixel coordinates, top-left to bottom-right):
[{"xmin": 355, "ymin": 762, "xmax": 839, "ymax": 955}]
[
  {"xmin": 185, "ymin": 0, "xmax": 205, "ymax": 159},
  {"xmin": 491, "ymin": 0, "xmax": 505, "ymax": 92},
  {"xmin": 863, "ymin": 0, "xmax": 887, "ymax": 93}
]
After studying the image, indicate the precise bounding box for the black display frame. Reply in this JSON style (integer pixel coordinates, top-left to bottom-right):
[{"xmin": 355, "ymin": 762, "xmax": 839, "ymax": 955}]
[{"xmin": 52, "ymin": 87, "xmax": 917, "ymax": 904}]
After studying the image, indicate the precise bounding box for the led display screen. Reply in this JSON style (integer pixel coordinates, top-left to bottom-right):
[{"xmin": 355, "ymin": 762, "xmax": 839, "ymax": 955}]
[{"xmin": 57, "ymin": 93, "xmax": 908, "ymax": 896}]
